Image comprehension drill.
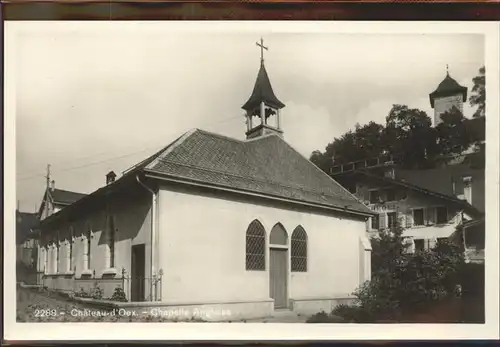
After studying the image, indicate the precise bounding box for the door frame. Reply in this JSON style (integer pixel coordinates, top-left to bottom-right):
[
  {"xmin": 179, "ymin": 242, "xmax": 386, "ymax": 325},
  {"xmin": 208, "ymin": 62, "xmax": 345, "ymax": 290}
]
[
  {"xmin": 131, "ymin": 243, "xmax": 146, "ymax": 302},
  {"xmin": 269, "ymin": 245, "xmax": 289, "ymax": 309}
]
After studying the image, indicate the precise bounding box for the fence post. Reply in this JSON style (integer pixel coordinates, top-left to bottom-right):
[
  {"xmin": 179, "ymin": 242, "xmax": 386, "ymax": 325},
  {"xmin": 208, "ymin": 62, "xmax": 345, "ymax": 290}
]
[
  {"xmin": 158, "ymin": 269, "xmax": 163, "ymax": 302},
  {"xmin": 93, "ymin": 269, "xmax": 97, "ymax": 295},
  {"xmin": 121, "ymin": 267, "xmax": 125, "ymax": 290}
]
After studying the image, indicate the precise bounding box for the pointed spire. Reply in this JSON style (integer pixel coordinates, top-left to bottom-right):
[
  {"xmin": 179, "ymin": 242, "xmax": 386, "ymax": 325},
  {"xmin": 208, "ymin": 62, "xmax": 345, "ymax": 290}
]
[
  {"xmin": 242, "ymin": 62, "xmax": 285, "ymax": 111},
  {"xmin": 429, "ymin": 66, "xmax": 467, "ymax": 108},
  {"xmin": 243, "ymin": 38, "xmax": 286, "ymax": 140},
  {"xmin": 242, "ymin": 38, "xmax": 285, "ymax": 111}
]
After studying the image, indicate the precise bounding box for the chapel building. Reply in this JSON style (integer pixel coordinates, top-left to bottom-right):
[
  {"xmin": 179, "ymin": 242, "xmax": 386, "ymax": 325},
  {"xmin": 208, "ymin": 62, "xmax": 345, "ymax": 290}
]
[{"xmin": 36, "ymin": 44, "xmax": 375, "ymax": 320}]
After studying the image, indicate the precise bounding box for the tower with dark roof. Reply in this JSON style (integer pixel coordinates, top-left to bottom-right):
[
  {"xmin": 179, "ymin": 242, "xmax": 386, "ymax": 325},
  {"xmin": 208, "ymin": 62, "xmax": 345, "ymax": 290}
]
[
  {"xmin": 242, "ymin": 39, "xmax": 286, "ymax": 140},
  {"xmin": 429, "ymin": 67, "xmax": 468, "ymax": 126}
]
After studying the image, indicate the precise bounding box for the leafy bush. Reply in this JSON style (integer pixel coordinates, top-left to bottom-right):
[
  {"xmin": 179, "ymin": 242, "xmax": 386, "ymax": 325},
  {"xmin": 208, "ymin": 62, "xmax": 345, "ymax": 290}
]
[
  {"xmin": 354, "ymin": 226, "xmax": 465, "ymax": 320},
  {"xmin": 306, "ymin": 310, "xmax": 344, "ymax": 323},
  {"xmin": 91, "ymin": 286, "xmax": 104, "ymax": 300},
  {"xmin": 110, "ymin": 286, "xmax": 128, "ymax": 302},
  {"xmin": 74, "ymin": 287, "xmax": 91, "ymax": 298},
  {"xmin": 331, "ymin": 303, "xmax": 374, "ymax": 323}
]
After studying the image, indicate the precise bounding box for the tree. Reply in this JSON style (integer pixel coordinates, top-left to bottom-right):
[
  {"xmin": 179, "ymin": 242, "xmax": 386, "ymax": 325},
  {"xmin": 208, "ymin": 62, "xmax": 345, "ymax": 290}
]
[
  {"xmin": 309, "ymin": 150, "xmax": 332, "ymax": 173},
  {"xmin": 470, "ymin": 66, "xmax": 485, "ymax": 118},
  {"xmin": 384, "ymin": 105, "xmax": 437, "ymax": 169},
  {"xmin": 310, "ymin": 122, "xmax": 385, "ymax": 171},
  {"xmin": 435, "ymin": 106, "xmax": 473, "ymax": 157}
]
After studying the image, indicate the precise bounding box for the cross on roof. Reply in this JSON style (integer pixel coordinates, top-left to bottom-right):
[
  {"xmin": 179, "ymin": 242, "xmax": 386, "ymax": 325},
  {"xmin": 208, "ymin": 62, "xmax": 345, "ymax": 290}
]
[{"xmin": 256, "ymin": 37, "xmax": 268, "ymax": 63}]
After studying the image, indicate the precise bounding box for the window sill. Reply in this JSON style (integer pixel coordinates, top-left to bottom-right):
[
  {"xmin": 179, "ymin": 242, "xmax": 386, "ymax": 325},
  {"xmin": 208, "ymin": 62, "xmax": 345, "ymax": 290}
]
[
  {"xmin": 102, "ymin": 268, "xmax": 118, "ymax": 276},
  {"xmin": 81, "ymin": 269, "xmax": 93, "ymax": 276},
  {"xmin": 45, "ymin": 272, "xmax": 74, "ymax": 276}
]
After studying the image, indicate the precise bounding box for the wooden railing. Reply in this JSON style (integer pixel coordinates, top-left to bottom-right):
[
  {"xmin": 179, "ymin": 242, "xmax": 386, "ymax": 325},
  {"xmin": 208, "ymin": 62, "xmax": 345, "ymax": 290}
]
[{"xmin": 330, "ymin": 153, "xmax": 401, "ymax": 175}]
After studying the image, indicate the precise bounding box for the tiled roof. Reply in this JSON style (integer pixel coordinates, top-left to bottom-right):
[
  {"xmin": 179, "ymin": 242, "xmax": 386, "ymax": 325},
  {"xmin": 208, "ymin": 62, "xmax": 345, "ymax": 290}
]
[
  {"xmin": 334, "ymin": 169, "xmax": 482, "ymax": 217},
  {"xmin": 429, "ymin": 73, "xmax": 467, "ymax": 107},
  {"xmin": 145, "ymin": 129, "xmax": 372, "ymax": 216},
  {"xmin": 16, "ymin": 211, "xmax": 38, "ymax": 243},
  {"xmin": 50, "ymin": 188, "xmax": 87, "ymax": 205},
  {"xmin": 396, "ymin": 163, "xmax": 484, "ymax": 213},
  {"xmin": 242, "ymin": 62, "xmax": 285, "ymax": 111}
]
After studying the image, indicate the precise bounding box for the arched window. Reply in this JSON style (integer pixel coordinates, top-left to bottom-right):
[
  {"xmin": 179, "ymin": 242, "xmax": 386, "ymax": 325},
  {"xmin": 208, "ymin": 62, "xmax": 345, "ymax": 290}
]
[
  {"xmin": 291, "ymin": 226, "xmax": 307, "ymax": 272},
  {"xmin": 246, "ymin": 220, "xmax": 266, "ymax": 271},
  {"xmin": 270, "ymin": 223, "xmax": 288, "ymax": 245}
]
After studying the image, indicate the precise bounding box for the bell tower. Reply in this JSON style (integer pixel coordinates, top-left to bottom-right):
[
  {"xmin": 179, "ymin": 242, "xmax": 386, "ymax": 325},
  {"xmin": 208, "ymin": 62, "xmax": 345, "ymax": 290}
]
[
  {"xmin": 242, "ymin": 38, "xmax": 286, "ymax": 140},
  {"xmin": 429, "ymin": 65, "xmax": 468, "ymax": 126}
]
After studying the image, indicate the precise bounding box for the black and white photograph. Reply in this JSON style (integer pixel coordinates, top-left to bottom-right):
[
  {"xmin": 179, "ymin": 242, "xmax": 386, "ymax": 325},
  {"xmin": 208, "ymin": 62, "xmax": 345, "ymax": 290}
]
[{"xmin": 4, "ymin": 20, "xmax": 499, "ymax": 340}]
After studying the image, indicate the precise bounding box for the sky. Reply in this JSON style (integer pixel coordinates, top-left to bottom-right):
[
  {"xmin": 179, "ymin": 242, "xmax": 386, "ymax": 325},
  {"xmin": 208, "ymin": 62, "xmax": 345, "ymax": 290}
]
[{"xmin": 10, "ymin": 23, "xmax": 485, "ymax": 213}]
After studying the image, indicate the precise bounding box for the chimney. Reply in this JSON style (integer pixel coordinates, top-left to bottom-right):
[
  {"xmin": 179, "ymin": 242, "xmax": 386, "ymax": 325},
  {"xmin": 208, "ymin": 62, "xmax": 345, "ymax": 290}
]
[
  {"xmin": 50, "ymin": 180, "xmax": 55, "ymax": 192},
  {"xmin": 106, "ymin": 171, "xmax": 117, "ymax": 185}
]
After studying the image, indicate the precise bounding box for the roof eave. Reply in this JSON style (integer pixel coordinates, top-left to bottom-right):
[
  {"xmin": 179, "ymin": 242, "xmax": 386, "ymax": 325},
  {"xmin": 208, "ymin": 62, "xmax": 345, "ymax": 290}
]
[
  {"xmin": 345, "ymin": 170, "xmax": 482, "ymax": 216},
  {"xmin": 144, "ymin": 169, "xmax": 375, "ymax": 219},
  {"xmin": 38, "ymin": 174, "xmax": 138, "ymax": 229},
  {"xmin": 242, "ymin": 98, "xmax": 285, "ymax": 111},
  {"xmin": 429, "ymin": 87, "xmax": 468, "ymax": 108}
]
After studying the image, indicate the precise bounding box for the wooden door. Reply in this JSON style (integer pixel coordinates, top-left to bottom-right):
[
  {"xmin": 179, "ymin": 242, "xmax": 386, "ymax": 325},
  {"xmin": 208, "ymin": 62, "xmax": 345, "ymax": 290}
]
[
  {"xmin": 131, "ymin": 244, "xmax": 146, "ymax": 302},
  {"xmin": 270, "ymin": 248, "xmax": 288, "ymax": 309}
]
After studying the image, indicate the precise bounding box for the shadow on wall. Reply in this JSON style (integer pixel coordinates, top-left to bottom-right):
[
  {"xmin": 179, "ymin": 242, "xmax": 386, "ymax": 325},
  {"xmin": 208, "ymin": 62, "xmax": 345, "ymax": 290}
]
[{"xmin": 97, "ymin": 191, "xmax": 151, "ymax": 246}]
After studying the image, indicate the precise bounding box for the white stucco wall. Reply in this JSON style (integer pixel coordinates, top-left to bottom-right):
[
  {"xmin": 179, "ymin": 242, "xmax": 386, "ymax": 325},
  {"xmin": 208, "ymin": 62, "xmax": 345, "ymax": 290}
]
[
  {"xmin": 37, "ymin": 190, "xmax": 153, "ymax": 299},
  {"xmin": 157, "ymin": 185, "xmax": 368, "ymax": 306}
]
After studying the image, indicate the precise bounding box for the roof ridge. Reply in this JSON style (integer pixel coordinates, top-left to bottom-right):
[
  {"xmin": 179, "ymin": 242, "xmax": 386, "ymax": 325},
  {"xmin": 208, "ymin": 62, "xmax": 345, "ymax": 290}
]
[
  {"xmin": 196, "ymin": 128, "xmax": 245, "ymax": 144},
  {"xmin": 150, "ymin": 159, "xmax": 356, "ymax": 203},
  {"xmin": 52, "ymin": 188, "xmax": 87, "ymax": 195},
  {"xmin": 243, "ymin": 132, "xmax": 279, "ymax": 143}
]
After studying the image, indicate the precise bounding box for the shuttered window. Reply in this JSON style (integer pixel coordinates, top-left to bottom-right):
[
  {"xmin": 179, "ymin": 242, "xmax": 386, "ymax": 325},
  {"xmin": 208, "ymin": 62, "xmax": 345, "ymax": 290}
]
[
  {"xmin": 379, "ymin": 213, "xmax": 387, "ymax": 229},
  {"xmin": 413, "ymin": 209, "xmax": 424, "ymax": 226},
  {"xmin": 436, "ymin": 207, "xmax": 448, "ymax": 224},
  {"xmin": 387, "ymin": 212, "xmax": 397, "ymax": 228},
  {"xmin": 372, "ymin": 215, "xmax": 380, "ymax": 230},
  {"xmin": 426, "ymin": 207, "xmax": 436, "ymax": 225}
]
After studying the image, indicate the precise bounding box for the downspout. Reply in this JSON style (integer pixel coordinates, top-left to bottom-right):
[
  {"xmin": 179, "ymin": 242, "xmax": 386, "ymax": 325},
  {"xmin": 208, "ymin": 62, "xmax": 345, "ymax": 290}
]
[{"xmin": 136, "ymin": 174, "xmax": 157, "ymax": 300}]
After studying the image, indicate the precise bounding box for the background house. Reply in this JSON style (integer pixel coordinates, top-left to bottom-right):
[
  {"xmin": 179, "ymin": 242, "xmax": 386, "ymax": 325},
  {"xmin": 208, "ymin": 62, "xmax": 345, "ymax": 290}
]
[
  {"xmin": 16, "ymin": 210, "xmax": 39, "ymax": 267},
  {"xmin": 38, "ymin": 180, "xmax": 87, "ymax": 220},
  {"xmin": 332, "ymin": 165, "xmax": 483, "ymax": 252}
]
